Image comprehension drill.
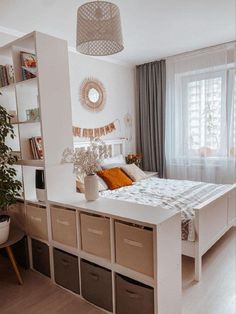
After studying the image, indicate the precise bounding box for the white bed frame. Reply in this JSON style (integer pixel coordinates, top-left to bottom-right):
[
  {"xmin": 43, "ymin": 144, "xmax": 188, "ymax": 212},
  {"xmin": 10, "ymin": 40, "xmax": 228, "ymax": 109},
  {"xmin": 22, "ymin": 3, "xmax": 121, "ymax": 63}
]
[
  {"xmin": 74, "ymin": 138, "xmax": 126, "ymax": 157},
  {"xmin": 182, "ymin": 185, "xmax": 236, "ymax": 281},
  {"xmin": 74, "ymin": 138, "xmax": 236, "ymax": 281}
]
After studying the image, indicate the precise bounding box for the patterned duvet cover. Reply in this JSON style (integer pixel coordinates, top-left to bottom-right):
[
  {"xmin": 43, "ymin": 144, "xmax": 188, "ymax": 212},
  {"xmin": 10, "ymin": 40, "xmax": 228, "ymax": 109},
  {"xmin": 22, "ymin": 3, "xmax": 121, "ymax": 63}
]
[{"xmin": 100, "ymin": 177, "xmax": 230, "ymax": 241}]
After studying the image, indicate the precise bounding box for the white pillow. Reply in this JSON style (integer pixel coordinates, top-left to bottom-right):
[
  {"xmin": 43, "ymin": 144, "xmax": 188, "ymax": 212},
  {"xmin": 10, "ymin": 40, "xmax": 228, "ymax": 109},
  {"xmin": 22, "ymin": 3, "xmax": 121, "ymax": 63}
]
[
  {"xmin": 102, "ymin": 154, "xmax": 126, "ymax": 166},
  {"xmin": 102, "ymin": 163, "xmax": 126, "ymax": 170},
  {"xmin": 121, "ymin": 164, "xmax": 147, "ymax": 182},
  {"xmin": 97, "ymin": 176, "xmax": 108, "ymax": 191},
  {"xmin": 76, "ymin": 176, "xmax": 108, "ymax": 193}
]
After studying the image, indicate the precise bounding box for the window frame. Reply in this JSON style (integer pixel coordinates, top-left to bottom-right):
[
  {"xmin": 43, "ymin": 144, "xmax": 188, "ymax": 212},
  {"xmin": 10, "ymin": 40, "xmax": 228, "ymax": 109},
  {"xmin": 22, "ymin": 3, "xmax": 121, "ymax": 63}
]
[{"xmin": 176, "ymin": 67, "xmax": 236, "ymax": 161}]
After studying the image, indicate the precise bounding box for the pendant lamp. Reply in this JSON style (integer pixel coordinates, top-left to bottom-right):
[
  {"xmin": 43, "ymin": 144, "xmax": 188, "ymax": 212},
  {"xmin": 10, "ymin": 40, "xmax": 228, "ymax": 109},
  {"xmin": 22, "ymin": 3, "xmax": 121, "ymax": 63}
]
[{"xmin": 76, "ymin": 1, "xmax": 124, "ymax": 56}]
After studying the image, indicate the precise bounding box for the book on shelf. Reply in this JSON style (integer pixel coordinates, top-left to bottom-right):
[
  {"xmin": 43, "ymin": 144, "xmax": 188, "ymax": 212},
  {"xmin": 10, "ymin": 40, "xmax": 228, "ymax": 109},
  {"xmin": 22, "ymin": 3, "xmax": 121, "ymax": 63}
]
[
  {"xmin": 0, "ymin": 64, "xmax": 15, "ymax": 87},
  {"xmin": 29, "ymin": 136, "xmax": 43, "ymax": 160},
  {"xmin": 20, "ymin": 51, "xmax": 37, "ymax": 80}
]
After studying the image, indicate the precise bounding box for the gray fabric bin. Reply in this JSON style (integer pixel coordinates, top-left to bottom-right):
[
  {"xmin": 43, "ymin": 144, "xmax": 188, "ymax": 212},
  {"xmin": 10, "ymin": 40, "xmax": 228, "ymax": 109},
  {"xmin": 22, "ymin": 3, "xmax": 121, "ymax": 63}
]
[
  {"xmin": 53, "ymin": 248, "xmax": 80, "ymax": 294},
  {"xmin": 32, "ymin": 239, "xmax": 50, "ymax": 277},
  {"xmin": 115, "ymin": 274, "xmax": 154, "ymax": 314},
  {"xmin": 81, "ymin": 259, "xmax": 113, "ymax": 312}
]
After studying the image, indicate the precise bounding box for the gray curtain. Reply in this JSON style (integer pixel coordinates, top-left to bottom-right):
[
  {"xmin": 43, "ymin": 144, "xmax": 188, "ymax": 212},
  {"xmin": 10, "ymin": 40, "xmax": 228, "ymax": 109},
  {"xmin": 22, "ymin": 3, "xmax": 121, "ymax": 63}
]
[{"xmin": 136, "ymin": 60, "xmax": 166, "ymax": 177}]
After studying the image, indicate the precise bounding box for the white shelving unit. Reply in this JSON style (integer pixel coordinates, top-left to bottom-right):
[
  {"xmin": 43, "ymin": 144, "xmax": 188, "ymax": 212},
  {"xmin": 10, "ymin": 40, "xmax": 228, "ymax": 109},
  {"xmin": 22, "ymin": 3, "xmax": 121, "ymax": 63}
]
[
  {"xmin": 2, "ymin": 32, "xmax": 181, "ymax": 314},
  {"xmin": 0, "ymin": 31, "xmax": 75, "ymax": 202}
]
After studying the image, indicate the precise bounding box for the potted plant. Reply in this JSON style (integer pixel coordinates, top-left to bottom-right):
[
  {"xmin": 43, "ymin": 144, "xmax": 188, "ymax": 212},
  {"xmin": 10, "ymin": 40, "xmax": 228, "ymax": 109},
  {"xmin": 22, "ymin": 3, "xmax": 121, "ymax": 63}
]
[
  {"xmin": 62, "ymin": 137, "xmax": 109, "ymax": 201},
  {"xmin": 0, "ymin": 102, "xmax": 22, "ymax": 244}
]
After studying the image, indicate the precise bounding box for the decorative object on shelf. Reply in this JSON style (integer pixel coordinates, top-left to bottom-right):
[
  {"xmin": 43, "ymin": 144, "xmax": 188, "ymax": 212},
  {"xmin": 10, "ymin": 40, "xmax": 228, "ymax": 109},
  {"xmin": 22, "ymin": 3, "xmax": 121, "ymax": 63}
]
[
  {"xmin": 84, "ymin": 174, "xmax": 99, "ymax": 201},
  {"xmin": 125, "ymin": 153, "xmax": 143, "ymax": 168},
  {"xmin": 73, "ymin": 119, "xmax": 119, "ymax": 138},
  {"xmin": 20, "ymin": 51, "xmax": 37, "ymax": 80},
  {"xmin": 0, "ymin": 64, "xmax": 15, "ymax": 87},
  {"xmin": 26, "ymin": 108, "xmax": 40, "ymax": 122},
  {"xmin": 124, "ymin": 113, "xmax": 133, "ymax": 142},
  {"xmin": 8, "ymin": 110, "xmax": 18, "ymax": 124},
  {"xmin": 76, "ymin": 0, "xmax": 124, "ymax": 56},
  {"xmin": 0, "ymin": 104, "xmax": 22, "ymax": 244},
  {"xmin": 35, "ymin": 169, "xmax": 46, "ymax": 202},
  {"xmin": 29, "ymin": 136, "xmax": 43, "ymax": 160},
  {"xmin": 62, "ymin": 137, "xmax": 110, "ymax": 201},
  {"xmin": 80, "ymin": 78, "xmax": 106, "ymax": 112}
]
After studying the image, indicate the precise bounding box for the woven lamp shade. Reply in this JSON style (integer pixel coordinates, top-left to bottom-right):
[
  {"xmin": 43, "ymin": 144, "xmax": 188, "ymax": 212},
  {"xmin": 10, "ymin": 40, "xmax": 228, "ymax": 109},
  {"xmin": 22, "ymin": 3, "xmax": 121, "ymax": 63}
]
[{"xmin": 76, "ymin": 1, "xmax": 124, "ymax": 56}]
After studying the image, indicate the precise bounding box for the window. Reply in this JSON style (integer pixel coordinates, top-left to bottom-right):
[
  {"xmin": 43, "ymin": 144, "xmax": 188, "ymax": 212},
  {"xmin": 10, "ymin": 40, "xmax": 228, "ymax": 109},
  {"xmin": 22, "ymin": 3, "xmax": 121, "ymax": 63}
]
[{"xmin": 182, "ymin": 69, "xmax": 236, "ymax": 158}]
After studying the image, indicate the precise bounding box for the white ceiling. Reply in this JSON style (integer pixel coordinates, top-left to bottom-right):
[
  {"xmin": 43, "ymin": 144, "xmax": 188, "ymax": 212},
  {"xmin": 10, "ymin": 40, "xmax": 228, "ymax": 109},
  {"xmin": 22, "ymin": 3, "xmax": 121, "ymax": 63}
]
[{"xmin": 0, "ymin": 0, "xmax": 235, "ymax": 65}]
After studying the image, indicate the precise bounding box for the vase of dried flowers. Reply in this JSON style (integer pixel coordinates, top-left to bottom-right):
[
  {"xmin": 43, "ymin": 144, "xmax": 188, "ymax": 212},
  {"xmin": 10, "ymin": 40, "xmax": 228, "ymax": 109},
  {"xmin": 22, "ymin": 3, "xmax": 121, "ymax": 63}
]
[{"xmin": 62, "ymin": 137, "xmax": 109, "ymax": 201}]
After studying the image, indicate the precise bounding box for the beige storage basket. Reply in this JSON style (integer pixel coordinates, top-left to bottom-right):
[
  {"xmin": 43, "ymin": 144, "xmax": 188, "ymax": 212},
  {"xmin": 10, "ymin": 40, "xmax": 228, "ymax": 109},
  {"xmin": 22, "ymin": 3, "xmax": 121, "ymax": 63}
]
[
  {"xmin": 80, "ymin": 213, "xmax": 111, "ymax": 260},
  {"xmin": 26, "ymin": 204, "xmax": 48, "ymax": 240},
  {"xmin": 51, "ymin": 206, "xmax": 77, "ymax": 247},
  {"xmin": 115, "ymin": 221, "xmax": 153, "ymax": 276}
]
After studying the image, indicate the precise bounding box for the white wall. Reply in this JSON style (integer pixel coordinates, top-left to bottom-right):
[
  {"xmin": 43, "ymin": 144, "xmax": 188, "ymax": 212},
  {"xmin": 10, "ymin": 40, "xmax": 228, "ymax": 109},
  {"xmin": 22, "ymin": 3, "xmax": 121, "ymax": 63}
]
[{"xmin": 68, "ymin": 52, "xmax": 136, "ymax": 153}]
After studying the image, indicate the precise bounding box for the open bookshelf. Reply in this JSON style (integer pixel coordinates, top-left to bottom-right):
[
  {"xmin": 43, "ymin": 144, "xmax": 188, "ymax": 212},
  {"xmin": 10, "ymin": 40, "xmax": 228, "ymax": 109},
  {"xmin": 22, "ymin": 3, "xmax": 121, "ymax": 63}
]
[{"xmin": 0, "ymin": 31, "xmax": 75, "ymax": 204}]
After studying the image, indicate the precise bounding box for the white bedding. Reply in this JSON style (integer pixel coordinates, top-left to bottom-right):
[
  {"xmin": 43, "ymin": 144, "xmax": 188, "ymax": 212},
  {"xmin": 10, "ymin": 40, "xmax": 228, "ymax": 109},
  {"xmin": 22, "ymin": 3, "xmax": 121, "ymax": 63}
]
[{"xmin": 100, "ymin": 177, "xmax": 230, "ymax": 241}]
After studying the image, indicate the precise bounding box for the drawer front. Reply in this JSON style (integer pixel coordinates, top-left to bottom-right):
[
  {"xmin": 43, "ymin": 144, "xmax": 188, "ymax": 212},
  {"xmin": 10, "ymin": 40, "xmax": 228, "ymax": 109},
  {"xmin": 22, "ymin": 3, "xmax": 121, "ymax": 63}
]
[
  {"xmin": 116, "ymin": 274, "xmax": 154, "ymax": 314},
  {"xmin": 9, "ymin": 201, "xmax": 26, "ymax": 231},
  {"xmin": 81, "ymin": 259, "xmax": 113, "ymax": 312},
  {"xmin": 51, "ymin": 206, "xmax": 77, "ymax": 248},
  {"xmin": 80, "ymin": 213, "xmax": 111, "ymax": 260},
  {"xmin": 53, "ymin": 248, "xmax": 80, "ymax": 294},
  {"xmin": 115, "ymin": 222, "xmax": 153, "ymax": 276},
  {"xmin": 32, "ymin": 239, "xmax": 50, "ymax": 277},
  {"xmin": 26, "ymin": 205, "xmax": 48, "ymax": 240}
]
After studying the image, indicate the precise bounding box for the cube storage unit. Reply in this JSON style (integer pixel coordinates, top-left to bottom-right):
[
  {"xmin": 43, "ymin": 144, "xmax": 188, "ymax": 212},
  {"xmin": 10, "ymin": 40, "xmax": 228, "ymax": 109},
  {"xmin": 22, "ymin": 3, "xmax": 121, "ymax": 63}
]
[
  {"xmin": 53, "ymin": 248, "xmax": 80, "ymax": 294},
  {"xmin": 81, "ymin": 259, "xmax": 113, "ymax": 312},
  {"xmin": 0, "ymin": 32, "xmax": 181, "ymax": 314}
]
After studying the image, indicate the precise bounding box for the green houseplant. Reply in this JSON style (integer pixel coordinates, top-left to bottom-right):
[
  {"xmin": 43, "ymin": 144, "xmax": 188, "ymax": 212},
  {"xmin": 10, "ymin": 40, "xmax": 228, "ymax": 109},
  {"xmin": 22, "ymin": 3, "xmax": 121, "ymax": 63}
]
[{"xmin": 0, "ymin": 100, "xmax": 22, "ymax": 244}]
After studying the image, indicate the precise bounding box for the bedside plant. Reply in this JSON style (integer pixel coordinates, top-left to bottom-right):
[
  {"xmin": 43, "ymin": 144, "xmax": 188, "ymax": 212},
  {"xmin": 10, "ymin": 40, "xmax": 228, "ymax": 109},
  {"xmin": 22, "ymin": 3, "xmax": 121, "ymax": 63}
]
[{"xmin": 0, "ymin": 103, "xmax": 22, "ymax": 244}]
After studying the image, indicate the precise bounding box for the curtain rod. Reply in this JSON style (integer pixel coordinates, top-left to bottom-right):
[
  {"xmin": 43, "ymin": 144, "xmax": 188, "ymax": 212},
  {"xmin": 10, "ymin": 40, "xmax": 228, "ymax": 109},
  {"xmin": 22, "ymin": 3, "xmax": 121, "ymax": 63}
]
[{"xmin": 136, "ymin": 40, "xmax": 236, "ymax": 67}]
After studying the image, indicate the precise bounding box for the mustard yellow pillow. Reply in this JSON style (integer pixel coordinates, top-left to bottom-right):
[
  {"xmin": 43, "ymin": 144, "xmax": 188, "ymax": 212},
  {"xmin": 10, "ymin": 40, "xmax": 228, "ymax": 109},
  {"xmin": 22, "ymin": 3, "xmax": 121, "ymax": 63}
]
[{"xmin": 97, "ymin": 167, "xmax": 133, "ymax": 190}]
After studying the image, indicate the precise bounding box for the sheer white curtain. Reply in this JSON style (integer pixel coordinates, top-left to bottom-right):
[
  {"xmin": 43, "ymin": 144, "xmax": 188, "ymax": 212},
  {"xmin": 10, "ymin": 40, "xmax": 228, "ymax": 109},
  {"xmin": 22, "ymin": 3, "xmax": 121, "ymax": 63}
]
[{"xmin": 165, "ymin": 43, "xmax": 236, "ymax": 184}]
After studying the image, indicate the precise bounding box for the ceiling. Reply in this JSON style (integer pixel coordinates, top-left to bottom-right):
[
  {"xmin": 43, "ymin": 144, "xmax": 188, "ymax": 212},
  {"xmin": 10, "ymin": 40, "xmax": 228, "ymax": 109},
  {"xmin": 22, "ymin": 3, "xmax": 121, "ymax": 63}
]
[{"xmin": 0, "ymin": 0, "xmax": 235, "ymax": 65}]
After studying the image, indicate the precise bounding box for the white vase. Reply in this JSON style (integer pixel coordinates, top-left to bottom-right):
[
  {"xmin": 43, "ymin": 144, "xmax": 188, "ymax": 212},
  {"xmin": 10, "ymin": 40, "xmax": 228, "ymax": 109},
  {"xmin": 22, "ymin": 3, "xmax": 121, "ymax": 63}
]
[
  {"xmin": 84, "ymin": 174, "xmax": 99, "ymax": 201},
  {"xmin": 36, "ymin": 188, "xmax": 46, "ymax": 202},
  {"xmin": 0, "ymin": 215, "xmax": 10, "ymax": 244}
]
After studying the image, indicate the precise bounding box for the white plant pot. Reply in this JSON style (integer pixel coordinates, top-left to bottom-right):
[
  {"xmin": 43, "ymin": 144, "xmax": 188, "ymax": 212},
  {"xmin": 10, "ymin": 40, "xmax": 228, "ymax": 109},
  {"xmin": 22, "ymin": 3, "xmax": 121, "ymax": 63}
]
[
  {"xmin": 36, "ymin": 188, "xmax": 46, "ymax": 202},
  {"xmin": 0, "ymin": 216, "xmax": 10, "ymax": 245},
  {"xmin": 84, "ymin": 174, "xmax": 99, "ymax": 201}
]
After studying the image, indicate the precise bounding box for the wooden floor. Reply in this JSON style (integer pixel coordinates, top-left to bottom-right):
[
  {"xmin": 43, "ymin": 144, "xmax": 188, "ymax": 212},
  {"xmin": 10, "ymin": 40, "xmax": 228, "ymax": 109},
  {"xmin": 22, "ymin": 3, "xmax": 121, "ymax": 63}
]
[{"xmin": 0, "ymin": 228, "xmax": 235, "ymax": 314}]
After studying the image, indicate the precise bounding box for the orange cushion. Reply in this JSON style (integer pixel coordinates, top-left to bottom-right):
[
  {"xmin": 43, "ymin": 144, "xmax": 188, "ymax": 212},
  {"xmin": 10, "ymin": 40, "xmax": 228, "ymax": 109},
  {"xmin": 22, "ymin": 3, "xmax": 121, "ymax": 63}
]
[{"xmin": 97, "ymin": 167, "xmax": 133, "ymax": 190}]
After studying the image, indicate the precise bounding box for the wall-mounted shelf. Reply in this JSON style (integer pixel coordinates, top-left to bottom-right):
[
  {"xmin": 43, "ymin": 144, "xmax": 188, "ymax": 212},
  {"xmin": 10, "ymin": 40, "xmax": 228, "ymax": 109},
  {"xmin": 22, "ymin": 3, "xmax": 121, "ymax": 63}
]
[
  {"xmin": 0, "ymin": 77, "xmax": 37, "ymax": 94},
  {"xmin": 15, "ymin": 159, "xmax": 44, "ymax": 167},
  {"xmin": 12, "ymin": 120, "xmax": 41, "ymax": 125}
]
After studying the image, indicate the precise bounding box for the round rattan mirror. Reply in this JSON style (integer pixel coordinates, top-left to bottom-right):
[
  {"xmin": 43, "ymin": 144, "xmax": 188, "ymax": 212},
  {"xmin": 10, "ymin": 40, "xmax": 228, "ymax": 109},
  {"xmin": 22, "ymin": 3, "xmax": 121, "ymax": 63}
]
[{"xmin": 79, "ymin": 78, "xmax": 106, "ymax": 112}]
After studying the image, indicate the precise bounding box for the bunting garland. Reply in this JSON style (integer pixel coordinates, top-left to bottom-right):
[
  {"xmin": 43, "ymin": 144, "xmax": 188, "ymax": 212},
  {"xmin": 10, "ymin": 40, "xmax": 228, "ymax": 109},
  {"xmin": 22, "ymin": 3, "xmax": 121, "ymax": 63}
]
[{"xmin": 73, "ymin": 120, "xmax": 119, "ymax": 138}]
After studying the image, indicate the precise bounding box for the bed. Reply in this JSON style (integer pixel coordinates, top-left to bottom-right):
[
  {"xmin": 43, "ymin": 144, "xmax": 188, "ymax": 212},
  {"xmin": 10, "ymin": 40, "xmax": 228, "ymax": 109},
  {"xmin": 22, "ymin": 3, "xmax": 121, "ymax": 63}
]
[
  {"xmin": 74, "ymin": 139, "xmax": 236, "ymax": 281},
  {"xmin": 100, "ymin": 176, "xmax": 236, "ymax": 281}
]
